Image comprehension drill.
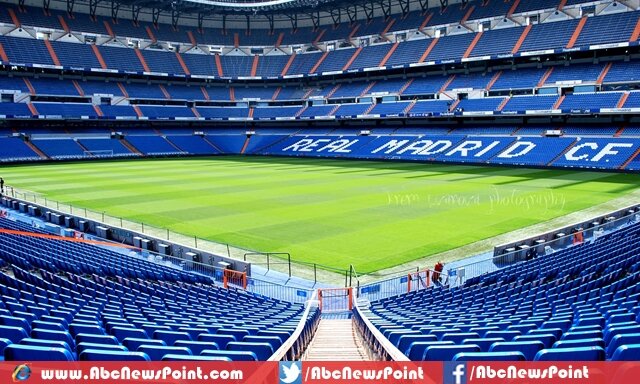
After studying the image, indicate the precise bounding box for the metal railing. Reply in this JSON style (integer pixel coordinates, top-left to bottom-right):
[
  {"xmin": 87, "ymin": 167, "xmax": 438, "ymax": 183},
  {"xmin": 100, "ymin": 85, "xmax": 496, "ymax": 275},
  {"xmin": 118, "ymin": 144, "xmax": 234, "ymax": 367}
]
[
  {"xmin": 269, "ymin": 290, "xmax": 319, "ymax": 361},
  {"xmin": 352, "ymin": 299, "xmax": 409, "ymax": 361}
]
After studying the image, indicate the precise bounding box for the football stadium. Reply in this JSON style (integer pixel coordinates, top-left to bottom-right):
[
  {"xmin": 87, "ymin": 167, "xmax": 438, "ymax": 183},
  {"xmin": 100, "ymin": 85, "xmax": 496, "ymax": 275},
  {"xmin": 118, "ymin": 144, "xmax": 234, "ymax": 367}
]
[{"xmin": 0, "ymin": 0, "xmax": 639, "ymax": 375}]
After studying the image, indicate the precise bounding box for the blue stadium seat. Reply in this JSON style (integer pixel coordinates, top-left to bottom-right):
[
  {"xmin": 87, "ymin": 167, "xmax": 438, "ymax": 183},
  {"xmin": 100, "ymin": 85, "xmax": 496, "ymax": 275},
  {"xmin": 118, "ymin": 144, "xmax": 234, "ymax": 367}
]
[
  {"xmin": 226, "ymin": 341, "xmax": 274, "ymax": 361},
  {"xmin": 453, "ymin": 351, "xmax": 526, "ymax": 361},
  {"xmin": 606, "ymin": 333, "xmax": 640, "ymax": 358},
  {"xmin": 512, "ymin": 334, "xmax": 557, "ymax": 348},
  {"xmin": 174, "ymin": 341, "xmax": 219, "ymax": 355},
  {"xmin": 201, "ymin": 349, "xmax": 258, "ymax": 361},
  {"xmin": 484, "ymin": 331, "xmax": 521, "ymax": 341},
  {"xmin": 198, "ymin": 334, "xmax": 236, "ymax": 349},
  {"xmin": 0, "ymin": 326, "xmax": 29, "ymax": 344},
  {"xmin": 534, "ymin": 347, "xmax": 606, "ymax": 361},
  {"xmin": 76, "ymin": 342, "xmax": 128, "ymax": 354},
  {"xmin": 111, "ymin": 327, "xmax": 148, "ymax": 343},
  {"xmin": 79, "ymin": 349, "xmax": 151, "ymax": 361},
  {"xmin": 0, "ymin": 316, "xmax": 31, "ymax": 333},
  {"xmin": 4, "ymin": 345, "xmax": 74, "ymax": 361},
  {"xmin": 69, "ymin": 323, "xmax": 104, "ymax": 338},
  {"xmin": 462, "ymin": 338, "xmax": 504, "ymax": 352},
  {"xmin": 489, "ymin": 341, "xmax": 544, "ymax": 361},
  {"xmin": 30, "ymin": 329, "xmax": 75, "ymax": 349},
  {"xmin": 75, "ymin": 334, "xmax": 119, "ymax": 345},
  {"xmin": 423, "ymin": 345, "xmax": 481, "ymax": 361},
  {"xmin": 397, "ymin": 335, "xmax": 438, "ymax": 354},
  {"xmin": 242, "ymin": 336, "xmax": 282, "ymax": 351},
  {"xmin": 553, "ymin": 338, "xmax": 605, "ymax": 350},
  {"xmin": 154, "ymin": 330, "xmax": 192, "ymax": 345},
  {"xmin": 20, "ymin": 338, "xmax": 71, "ymax": 351},
  {"xmin": 611, "ymin": 344, "xmax": 640, "ymax": 361},
  {"xmin": 407, "ymin": 341, "xmax": 454, "ymax": 361},
  {"xmin": 123, "ymin": 338, "xmax": 166, "ymax": 351},
  {"xmin": 137, "ymin": 345, "xmax": 192, "ymax": 361},
  {"xmin": 162, "ymin": 354, "xmax": 231, "ymax": 361},
  {"xmin": 441, "ymin": 332, "xmax": 480, "ymax": 344}
]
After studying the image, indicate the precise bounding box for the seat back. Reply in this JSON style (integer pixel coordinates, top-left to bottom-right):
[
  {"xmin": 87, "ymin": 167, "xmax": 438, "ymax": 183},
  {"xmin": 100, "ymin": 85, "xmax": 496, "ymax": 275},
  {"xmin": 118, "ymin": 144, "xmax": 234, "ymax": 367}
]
[
  {"xmin": 200, "ymin": 349, "xmax": 257, "ymax": 361},
  {"xmin": 153, "ymin": 330, "xmax": 192, "ymax": 345},
  {"xmin": 198, "ymin": 334, "xmax": 236, "ymax": 349},
  {"xmin": 226, "ymin": 341, "xmax": 274, "ymax": 361},
  {"xmin": 489, "ymin": 341, "xmax": 544, "ymax": 361},
  {"xmin": 123, "ymin": 338, "xmax": 166, "ymax": 351},
  {"xmin": 606, "ymin": 333, "xmax": 640, "ymax": 358},
  {"xmin": 0, "ymin": 325, "xmax": 29, "ymax": 343},
  {"xmin": 407, "ymin": 341, "xmax": 454, "ymax": 361},
  {"xmin": 79, "ymin": 349, "xmax": 150, "ymax": 361},
  {"xmin": 137, "ymin": 345, "xmax": 192, "ymax": 361},
  {"xmin": 4, "ymin": 344, "xmax": 73, "ymax": 361},
  {"xmin": 76, "ymin": 334, "xmax": 119, "ymax": 345},
  {"xmin": 611, "ymin": 344, "xmax": 640, "ymax": 361},
  {"xmin": 553, "ymin": 338, "xmax": 605, "ymax": 350},
  {"xmin": 0, "ymin": 316, "xmax": 31, "ymax": 333},
  {"xmin": 453, "ymin": 351, "xmax": 526, "ymax": 361},
  {"xmin": 162, "ymin": 354, "xmax": 231, "ymax": 361},
  {"xmin": 30, "ymin": 328, "xmax": 75, "ymax": 349},
  {"xmin": 513, "ymin": 334, "xmax": 557, "ymax": 349},
  {"xmin": 441, "ymin": 332, "xmax": 480, "ymax": 344},
  {"xmin": 76, "ymin": 342, "xmax": 128, "ymax": 354},
  {"xmin": 462, "ymin": 338, "xmax": 504, "ymax": 352},
  {"xmin": 423, "ymin": 345, "xmax": 481, "ymax": 361},
  {"xmin": 111, "ymin": 327, "xmax": 148, "ymax": 343},
  {"xmin": 534, "ymin": 346, "xmax": 605, "ymax": 361},
  {"xmin": 19, "ymin": 338, "xmax": 71, "ymax": 351},
  {"xmin": 174, "ymin": 341, "xmax": 219, "ymax": 355}
]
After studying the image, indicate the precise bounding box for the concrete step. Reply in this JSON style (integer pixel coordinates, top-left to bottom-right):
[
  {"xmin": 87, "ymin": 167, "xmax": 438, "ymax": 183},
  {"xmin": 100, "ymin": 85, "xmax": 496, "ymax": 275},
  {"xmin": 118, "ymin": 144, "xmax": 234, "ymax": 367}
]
[{"xmin": 303, "ymin": 318, "xmax": 368, "ymax": 361}]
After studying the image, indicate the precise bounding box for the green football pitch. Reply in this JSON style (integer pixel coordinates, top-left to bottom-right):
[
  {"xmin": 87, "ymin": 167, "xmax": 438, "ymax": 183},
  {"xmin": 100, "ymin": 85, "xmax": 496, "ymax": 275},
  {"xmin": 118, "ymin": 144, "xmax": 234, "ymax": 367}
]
[{"xmin": 2, "ymin": 156, "xmax": 638, "ymax": 273}]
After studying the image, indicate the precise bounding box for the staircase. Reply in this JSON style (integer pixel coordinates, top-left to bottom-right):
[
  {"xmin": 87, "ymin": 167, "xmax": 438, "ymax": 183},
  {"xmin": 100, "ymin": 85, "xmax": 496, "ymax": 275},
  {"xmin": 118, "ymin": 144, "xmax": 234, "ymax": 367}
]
[{"xmin": 303, "ymin": 319, "xmax": 368, "ymax": 361}]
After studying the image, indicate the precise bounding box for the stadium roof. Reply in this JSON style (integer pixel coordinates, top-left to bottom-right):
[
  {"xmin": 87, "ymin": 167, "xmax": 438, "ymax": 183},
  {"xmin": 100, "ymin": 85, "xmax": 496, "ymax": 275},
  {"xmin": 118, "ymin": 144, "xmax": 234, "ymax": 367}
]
[{"xmin": 102, "ymin": 0, "xmax": 457, "ymax": 17}]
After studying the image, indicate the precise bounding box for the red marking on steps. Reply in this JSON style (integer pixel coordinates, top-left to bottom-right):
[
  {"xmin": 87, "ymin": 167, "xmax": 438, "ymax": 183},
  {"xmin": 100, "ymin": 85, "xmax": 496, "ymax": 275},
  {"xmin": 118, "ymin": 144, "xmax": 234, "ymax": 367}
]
[
  {"xmin": 93, "ymin": 105, "xmax": 103, "ymax": 117},
  {"xmin": 419, "ymin": 13, "xmax": 433, "ymax": 31},
  {"xmin": 463, "ymin": 32, "xmax": 483, "ymax": 58},
  {"xmin": 200, "ymin": 87, "xmax": 210, "ymax": 100},
  {"xmin": 133, "ymin": 105, "xmax": 143, "ymax": 117},
  {"xmin": 103, "ymin": 20, "xmax": 115, "ymax": 37},
  {"xmin": 553, "ymin": 95, "xmax": 565, "ymax": 109},
  {"xmin": 191, "ymin": 107, "xmax": 201, "ymax": 118},
  {"xmin": 272, "ymin": 87, "xmax": 281, "ymax": 101},
  {"xmin": 419, "ymin": 38, "xmax": 439, "ymax": 63},
  {"xmin": 439, "ymin": 75, "xmax": 456, "ymax": 93},
  {"xmin": 8, "ymin": 8, "xmax": 21, "ymax": 27},
  {"xmin": 617, "ymin": 92, "xmax": 629, "ymax": 108},
  {"xmin": 558, "ymin": 0, "xmax": 568, "ymax": 11},
  {"xmin": 537, "ymin": 67, "xmax": 554, "ymax": 87},
  {"xmin": 379, "ymin": 43, "xmax": 398, "ymax": 67},
  {"xmin": 313, "ymin": 30, "xmax": 326, "ymax": 45},
  {"xmin": 27, "ymin": 103, "xmax": 38, "ymax": 116},
  {"xmin": 159, "ymin": 84, "xmax": 171, "ymax": 100},
  {"xmin": 566, "ymin": 16, "xmax": 587, "ymax": 49},
  {"xmin": 145, "ymin": 26, "xmax": 156, "ymax": 42},
  {"xmin": 597, "ymin": 62, "xmax": 612, "ymax": 85},
  {"xmin": 281, "ymin": 53, "xmax": 296, "ymax": 76},
  {"xmin": 497, "ymin": 97, "xmax": 510, "ymax": 111},
  {"xmin": 229, "ymin": 87, "xmax": 235, "ymax": 101},
  {"xmin": 117, "ymin": 83, "xmax": 129, "ymax": 98},
  {"xmin": 620, "ymin": 147, "xmax": 640, "ymax": 170},
  {"xmin": 58, "ymin": 15, "xmax": 70, "ymax": 33},
  {"xmin": 275, "ymin": 32, "xmax": 284, "ymax": 47},
  {"xmin": 214, "ymin": 54, "xmax": 224, "ymax": 77},
  {"xmin": 310, "ymin": 51, "xmax": 329, "ymax": 74},
  {"xmin": 23, "ymin": 78, "xmax": 36, "ymax": 95},
  {"xmin": 614, "ymin": 126, "xmax": 625, "ymax": 138},
  {"xmin": 187, "ymin": 30, "xmax": 197, "ymax": 46},
  {"xmin": 460, "ymin": 5, "xmax": 476, "ymax": 24},
  {"xmin": 486, "ymin": 71, "xmax": 502, "ymax": 91},
  {"xmin": 507, "ymin": 0, "xmax": 521, "ymax": 16},
  {"xmin": 134, "ymin": 49, "xmax": 151, "ymax": 72},
  {"xmin": 512, "ymin": 24, "xmax": 532, "ymax": 54},
  {"xmin": 234, "ymin": 33, "xmax": 239, "ymax": 48},
  {"xmin": 248, "ymin": 107, "xmax": 254, "ymax": 118},
  {"xmin": 44, "ymin": 40, "xmax": 61, "ymax": 66},
  {"xmin": 348, "ymin": 24, "xmax": 360, "ymax": 39},
  {"xmin": 175, "ymin": 52, "xmax": 191, "ymax": 75},
  {"xmin": 91, "ymin": 45, "xmax": 107, "ymax": 69},
  {"xmin": 240, "ymin": 136, "xmax": 251, "ymax": 154},
  {"xmin": 72, "ymin": 80, "xmax": 84, "ymax": 96},
  {"xmin": 631, "ymin": 16, "xmax": 640, "ymax": 41},
  {"xmin": 342, "ymin": 47, "xmax": 363, "ymax": 71},
  {"xmin": 0, "ymin": 42, "xmax": 9, "ymax": 62},
  {"xmin": 381, "ymin": 19, "xmax": 396, "ymax": 36},
  {"xmin": 250, "ymin": 55, "xmax": 259, "ymax": 77}
]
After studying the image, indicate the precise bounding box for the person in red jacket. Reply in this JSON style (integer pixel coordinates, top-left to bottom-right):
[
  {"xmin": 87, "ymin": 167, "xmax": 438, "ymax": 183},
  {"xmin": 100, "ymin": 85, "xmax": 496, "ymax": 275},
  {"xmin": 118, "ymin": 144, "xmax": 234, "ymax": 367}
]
[{"xmin": 432, "ymin": 261, "xmax": 444, "ymax": 284}]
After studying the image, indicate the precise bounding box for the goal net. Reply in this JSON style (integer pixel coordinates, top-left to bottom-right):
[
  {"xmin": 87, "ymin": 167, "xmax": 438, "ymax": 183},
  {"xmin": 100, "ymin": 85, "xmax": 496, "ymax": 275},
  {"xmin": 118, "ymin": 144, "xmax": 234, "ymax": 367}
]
[{"xmin": 84, "ymin": 150, "xmax": 114, "ymax": 157}]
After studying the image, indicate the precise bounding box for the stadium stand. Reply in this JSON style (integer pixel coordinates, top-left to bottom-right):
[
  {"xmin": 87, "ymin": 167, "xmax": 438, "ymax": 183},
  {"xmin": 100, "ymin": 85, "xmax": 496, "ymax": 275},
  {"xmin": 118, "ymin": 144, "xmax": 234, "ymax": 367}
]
[{"xmin": 363, "ymin": 220, "xmax": 640, "ymax": 361}]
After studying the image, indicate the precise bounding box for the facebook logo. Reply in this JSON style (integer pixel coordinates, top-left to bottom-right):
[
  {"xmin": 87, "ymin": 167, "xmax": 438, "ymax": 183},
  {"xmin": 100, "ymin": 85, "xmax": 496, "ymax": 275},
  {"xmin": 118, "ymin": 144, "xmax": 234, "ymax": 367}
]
[
  {"xmin": 444, "ymin": 362, "xmax": 466, "ymax": 384},
  {"xmin": 279, "ymin": 361, "xmax": 302, "ymax": 384}
]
